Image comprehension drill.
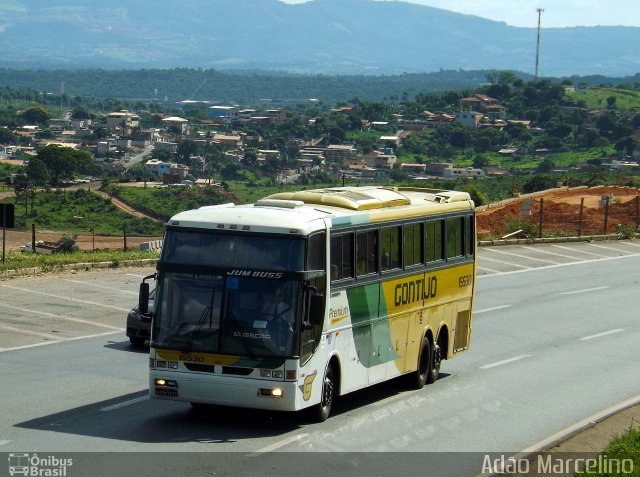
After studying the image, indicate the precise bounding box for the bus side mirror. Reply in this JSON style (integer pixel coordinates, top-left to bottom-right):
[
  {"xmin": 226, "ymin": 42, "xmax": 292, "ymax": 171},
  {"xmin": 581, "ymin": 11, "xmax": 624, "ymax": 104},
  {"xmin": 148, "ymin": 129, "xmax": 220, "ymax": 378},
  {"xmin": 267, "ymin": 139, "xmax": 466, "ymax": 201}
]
[
  {"xmin": 308, "ymin": 294, "xmax": 324, "ymax": 326},
  {"xmin": 139, "ymin": 282, "xmax": 149, "ymax": 314}
]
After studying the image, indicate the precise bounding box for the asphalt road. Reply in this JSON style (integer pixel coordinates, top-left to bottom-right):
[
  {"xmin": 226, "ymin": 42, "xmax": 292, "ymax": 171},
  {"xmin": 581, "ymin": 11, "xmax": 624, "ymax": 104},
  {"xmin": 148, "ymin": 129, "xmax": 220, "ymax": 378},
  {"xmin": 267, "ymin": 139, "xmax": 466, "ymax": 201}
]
[{"xmin": 1, "ymin": 240, "xmax": 639, "ymax": 476}]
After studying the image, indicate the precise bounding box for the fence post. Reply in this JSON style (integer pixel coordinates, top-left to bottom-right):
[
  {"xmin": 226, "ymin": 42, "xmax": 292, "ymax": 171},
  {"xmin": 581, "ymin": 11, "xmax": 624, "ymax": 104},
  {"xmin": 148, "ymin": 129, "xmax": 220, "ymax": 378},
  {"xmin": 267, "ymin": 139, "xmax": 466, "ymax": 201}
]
[
  {"xmin": 578, "ymin": 197, "xmax": 584, "ymax": 238},
  {"xmin": 123, "ymin": 224, "xmax": 128, "ymax": 252},
  {"xmin": 538, "ymin": 198, "xmax": 544, "ymax": 238},
  {"xmin": 2, "ymin": 204, "xmax": 5, "ymax": 263},
  {"xmin": 636, "ymin": 196, "xmax": 639, "ymax": 231},
  {"xmin": 31, "ymin": 223, "xmax": 36, "ymax": 254},
  {"xmin": 603, "ymin": 195, "xmax": 610, "ymax": 235}
]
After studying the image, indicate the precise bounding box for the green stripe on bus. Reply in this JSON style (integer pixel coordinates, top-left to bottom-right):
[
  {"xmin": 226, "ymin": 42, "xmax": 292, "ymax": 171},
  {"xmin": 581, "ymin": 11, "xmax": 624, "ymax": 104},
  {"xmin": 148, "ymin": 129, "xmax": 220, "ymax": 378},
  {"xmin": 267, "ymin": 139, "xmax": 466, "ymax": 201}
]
[{"xmin": 346, "ymin": 284, "xmax": 379, "ymax": 324}]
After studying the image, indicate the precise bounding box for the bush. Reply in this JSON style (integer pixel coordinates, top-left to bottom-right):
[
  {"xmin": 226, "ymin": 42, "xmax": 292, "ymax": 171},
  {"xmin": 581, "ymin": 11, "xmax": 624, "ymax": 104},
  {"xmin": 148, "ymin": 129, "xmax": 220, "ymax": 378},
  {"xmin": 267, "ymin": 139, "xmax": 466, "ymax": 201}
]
[
  {"xmin": 614, "ymin": 224, "xmax": 638, "ymax": 240},
  {"xmin": 58, "ymin": 235, "xmax": 80, "ymax": 253},
  {"xmin": 503, "ymin": 218, "xmax": 537, "ymax": 239}
]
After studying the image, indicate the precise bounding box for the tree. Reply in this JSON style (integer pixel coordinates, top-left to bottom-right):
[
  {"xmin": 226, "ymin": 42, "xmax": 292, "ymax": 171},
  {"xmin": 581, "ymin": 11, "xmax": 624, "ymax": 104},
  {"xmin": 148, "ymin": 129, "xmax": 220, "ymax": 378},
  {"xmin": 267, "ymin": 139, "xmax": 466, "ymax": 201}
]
[
  {"xmin": 462, "ymin": 183, "xmax": 488, "ymax": 206},
  {"xmin": 154, "ymin": 149, "xmax": 173, "ymax": 162},
  {"xmin": 36, "ymin": 145, "xmax": 94, "ymax": 184},
  {"xmin": 25, "ymin": 158, "xmax": 50, "ymax": 187},
  {"xmin": 0, "ymin": 127, "xmax": 17, "ymax": 144},
  {"xmin": 71, "ymin": 107, "xmax": 91, "ymax": 120},
  {"xmin": 177, "ymin": 139, "xmax": 199, "ymax": 162},
  {"xmin": 21, "ymin": 105, "xmax": 50, "ymax": 125},
  {"xmin": 536, "ymin": 158, "xmax": 555, "ymax": 173},
  {"xmin": 472, "ymin": 154, "xmax": 489, "ymax": 169},
  {"xmin": 522, "ymin": 175, "xmax": 555, "ymax": 193},
  {"xmin": 614, "ymin": 137, "xmax": 636, "ymax": 156}
]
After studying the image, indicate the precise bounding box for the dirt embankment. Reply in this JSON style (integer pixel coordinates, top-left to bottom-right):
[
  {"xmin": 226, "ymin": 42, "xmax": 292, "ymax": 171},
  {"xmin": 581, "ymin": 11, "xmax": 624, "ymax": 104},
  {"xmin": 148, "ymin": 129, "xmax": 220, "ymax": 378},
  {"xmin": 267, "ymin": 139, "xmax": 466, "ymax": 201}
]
[{"xmin": 477, "ymin": 186, "xmax": 640, "ymax": 238}]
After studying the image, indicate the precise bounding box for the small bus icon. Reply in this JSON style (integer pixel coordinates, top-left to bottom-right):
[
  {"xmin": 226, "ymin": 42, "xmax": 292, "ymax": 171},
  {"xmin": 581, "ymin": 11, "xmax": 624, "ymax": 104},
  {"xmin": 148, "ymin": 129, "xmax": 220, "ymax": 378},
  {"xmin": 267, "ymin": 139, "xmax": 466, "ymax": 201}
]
[{"xmin": 8, "ymin": 453, "xmax": 30, "ymax": 476}]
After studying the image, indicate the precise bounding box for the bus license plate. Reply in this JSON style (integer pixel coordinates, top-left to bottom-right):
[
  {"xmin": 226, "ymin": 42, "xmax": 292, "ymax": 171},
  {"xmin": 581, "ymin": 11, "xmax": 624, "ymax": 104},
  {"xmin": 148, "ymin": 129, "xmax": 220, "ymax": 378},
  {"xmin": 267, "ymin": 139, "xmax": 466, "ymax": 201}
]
[{"xmin": 155, "ymin": 388, "xmax": 178, "ymax": 397}]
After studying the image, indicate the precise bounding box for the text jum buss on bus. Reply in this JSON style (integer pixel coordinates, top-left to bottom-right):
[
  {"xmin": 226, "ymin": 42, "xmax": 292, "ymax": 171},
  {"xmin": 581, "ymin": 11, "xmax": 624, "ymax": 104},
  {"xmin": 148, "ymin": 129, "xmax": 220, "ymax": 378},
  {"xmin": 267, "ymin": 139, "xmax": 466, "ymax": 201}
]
[{"xmin": 139, "ymin": 186, "xmax": 476, "ymax": 421}]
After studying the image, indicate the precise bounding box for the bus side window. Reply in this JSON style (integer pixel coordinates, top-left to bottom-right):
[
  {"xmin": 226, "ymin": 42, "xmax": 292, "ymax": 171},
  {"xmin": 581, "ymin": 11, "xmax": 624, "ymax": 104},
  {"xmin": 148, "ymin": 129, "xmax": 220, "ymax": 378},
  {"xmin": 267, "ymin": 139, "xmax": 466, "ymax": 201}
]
[
  {"xmin": 330, "ymin": 233, "xmax": 354, "ymax": 281},
  {"xmin": 446, "ymin": 217, "xmax": 464, "ymax": 259},
  {"xmin": 404, "ymin": 222, "xmax": 423, "ymax": 268},
  {"xmin": 426, "ymin": 220, "xmax": 444, "ymax": 262},
  {"xmin": 307, "ymin": 232, "xmax": 326, "ymax": 271},
  {"xmin": 356, "ymin": 230, "xmax": 378, "ymax": 276},
  {"xmin": 381, "ymin": 225, "xmax": 401, "ymax": 271},
  {"xmin": 467, "ymin": 215, "xmax": 475, "ymax": 256}
]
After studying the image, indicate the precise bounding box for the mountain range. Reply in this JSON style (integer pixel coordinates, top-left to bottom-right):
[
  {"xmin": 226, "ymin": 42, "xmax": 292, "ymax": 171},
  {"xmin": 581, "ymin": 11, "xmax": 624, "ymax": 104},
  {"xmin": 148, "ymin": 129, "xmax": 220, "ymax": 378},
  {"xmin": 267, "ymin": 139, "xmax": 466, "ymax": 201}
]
[{"xmin": 0, "ymin": 0, "xmax": 638, "ymax": 77}]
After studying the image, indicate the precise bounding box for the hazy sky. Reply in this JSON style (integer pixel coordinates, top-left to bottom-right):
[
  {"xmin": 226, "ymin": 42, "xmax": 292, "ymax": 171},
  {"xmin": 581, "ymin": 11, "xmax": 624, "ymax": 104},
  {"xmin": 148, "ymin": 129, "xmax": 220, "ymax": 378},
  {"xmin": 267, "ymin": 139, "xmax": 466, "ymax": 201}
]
[{"xmin": 280, "ymin": 0, "xmax": 640, "ymax": 28}]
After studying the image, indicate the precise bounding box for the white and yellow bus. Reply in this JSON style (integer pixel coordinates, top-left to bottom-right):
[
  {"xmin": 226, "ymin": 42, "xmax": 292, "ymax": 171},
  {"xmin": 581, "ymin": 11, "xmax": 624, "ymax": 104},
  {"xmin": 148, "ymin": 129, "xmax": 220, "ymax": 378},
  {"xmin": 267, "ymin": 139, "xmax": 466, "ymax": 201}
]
[{"xmin": 143, "ymin": 186, "xmax": 475, "ymax": 421}]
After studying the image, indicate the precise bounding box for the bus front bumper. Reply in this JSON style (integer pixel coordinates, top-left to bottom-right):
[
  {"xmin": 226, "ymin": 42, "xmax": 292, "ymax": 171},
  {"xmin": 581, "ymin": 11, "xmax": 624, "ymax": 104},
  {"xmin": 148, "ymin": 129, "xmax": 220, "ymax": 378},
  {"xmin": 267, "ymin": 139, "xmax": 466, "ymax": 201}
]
[{"xmin": 150, "ymin": 371, "xmax": 301, "ymax": 411}]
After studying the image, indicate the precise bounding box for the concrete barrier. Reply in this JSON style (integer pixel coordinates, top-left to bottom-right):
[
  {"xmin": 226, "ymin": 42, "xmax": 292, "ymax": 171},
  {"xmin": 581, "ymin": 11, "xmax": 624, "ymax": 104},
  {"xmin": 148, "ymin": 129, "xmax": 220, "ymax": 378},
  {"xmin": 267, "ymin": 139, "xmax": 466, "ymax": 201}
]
[{"xmin": 139, "ymin": 240, "xmax": 163, "ymax": 252}]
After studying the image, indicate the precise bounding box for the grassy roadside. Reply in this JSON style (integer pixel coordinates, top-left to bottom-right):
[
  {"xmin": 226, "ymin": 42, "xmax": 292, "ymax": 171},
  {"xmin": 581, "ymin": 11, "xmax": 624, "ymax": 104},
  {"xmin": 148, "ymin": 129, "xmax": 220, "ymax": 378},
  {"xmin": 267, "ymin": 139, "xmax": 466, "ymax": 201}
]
[
  {"xmin": 575, "ymin": 427, "xmax": 640, "ymax": 476},
  {"xmin": 0, "ymin": 250, "xmax": 160, "ymax": 273}
]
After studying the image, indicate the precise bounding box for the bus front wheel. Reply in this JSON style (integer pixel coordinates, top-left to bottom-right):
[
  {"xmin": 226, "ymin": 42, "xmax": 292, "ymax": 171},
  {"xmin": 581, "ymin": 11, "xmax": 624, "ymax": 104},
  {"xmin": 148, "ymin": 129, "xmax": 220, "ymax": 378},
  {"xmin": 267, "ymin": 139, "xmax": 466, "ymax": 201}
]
[
  {"xmin": 312, "ymin": 363, "xmax": 335, "ymax": 422},
  {"xmin": 410, "ymin": 338, "xmax": 431, "ymax": 389}
]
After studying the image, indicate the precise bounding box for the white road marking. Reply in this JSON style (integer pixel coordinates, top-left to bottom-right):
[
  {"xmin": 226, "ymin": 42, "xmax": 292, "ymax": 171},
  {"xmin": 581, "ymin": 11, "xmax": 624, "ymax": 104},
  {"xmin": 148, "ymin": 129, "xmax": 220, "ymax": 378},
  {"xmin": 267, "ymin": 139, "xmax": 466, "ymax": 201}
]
[
  {"xmin": 478, "ymin": 254, "xmax": 531, "ymax": 269},
  {"xmin": 127, "ymin": 273, "xmax": 148, "ymax": 278},
  {"xmin": 477, "ymin": 251, "xmax": 640, "ymax": 278},
  {"xmin": 480, "ymin": 354, "xmax": 531, "ymax": 370},
  {"xmin": 0, "ymin": 284, "xmax": 130, "ymax": 312},
  {"xmin": 0, "ymin": 324, "xmax": 62, "ymax": 341},
  {"xmin": 248, "ymin": 433, "xmax": 310, "ymax": 455},
  {"xmin": 64, "ymin": 279, "xmax": 138, "ymax": 295},
  {"xmin": 549, "ymin": 244, "xmax": 603, "ymax": 257},
  {"xmin": 585, "ymin": 242, "xmax": 626, "ymax": 252},
  {"xmin": 0, "ymin": 440, "xmax": 11, "ymax": 446},
  {"xmin": 620, "ymin": 241, "xmax": 640, "ymax": 249},
  {"xmin": 485, "ymin": 247, "xmax": 560, "ymax": 265},
  {"xmin": 0, "ymin": 330, "xmax": 122, "ymax": 353},
  {"xmin": 0, "ymin": 302, "xmax": 122, "ymax": 330},
  {"xmin": 560, "ymin": 286, "xmax": 610, "ymax": 296},
  {"xmin": 476, "ymin": 265, "xmax": 503, "ymax": 274},
  {"xmin": 100, "ymin": 395, "xmax": 149, "ymax": 412},
  {"xmin": 579, "ymin": 329, "xmax": 624, "ymax": 341},
  {"xmin": 474, "ymin": 305, "xmax": 512, "ymax": 314},
  {"xmin": 518, "ymin": 245, "xmax": 585, "ymax": 261}
]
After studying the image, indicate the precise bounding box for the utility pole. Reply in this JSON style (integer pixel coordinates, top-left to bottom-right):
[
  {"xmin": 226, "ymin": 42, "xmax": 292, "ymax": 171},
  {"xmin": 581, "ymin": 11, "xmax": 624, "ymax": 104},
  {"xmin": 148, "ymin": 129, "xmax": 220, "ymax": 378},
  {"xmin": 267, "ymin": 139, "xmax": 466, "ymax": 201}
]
[{"xmin": 534, "ymin": 8, "xmax": 544, "ymax": 82}]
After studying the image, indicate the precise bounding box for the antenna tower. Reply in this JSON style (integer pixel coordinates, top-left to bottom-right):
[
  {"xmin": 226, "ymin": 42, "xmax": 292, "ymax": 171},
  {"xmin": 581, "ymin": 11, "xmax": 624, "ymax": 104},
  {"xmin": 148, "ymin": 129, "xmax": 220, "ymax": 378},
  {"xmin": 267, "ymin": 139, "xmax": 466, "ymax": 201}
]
[{"xmin": 534, "ymin": 8, "xmax": 544, "ymax": 82}]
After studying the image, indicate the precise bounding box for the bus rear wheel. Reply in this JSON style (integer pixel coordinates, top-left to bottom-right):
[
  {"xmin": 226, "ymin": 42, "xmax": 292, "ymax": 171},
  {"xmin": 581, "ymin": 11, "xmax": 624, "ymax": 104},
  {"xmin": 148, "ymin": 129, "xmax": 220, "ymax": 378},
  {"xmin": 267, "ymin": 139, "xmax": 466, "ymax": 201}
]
[
  {"xmin": 312, "ymin": 364, "xmax": 335, "ymax": 422},
  {"xmin": 427, "ymin": 343, "xmax": 441, "ymax": 384},
  {"xmin": 410, "ymin": 338, "xmax": 431, "ymax": 389}
]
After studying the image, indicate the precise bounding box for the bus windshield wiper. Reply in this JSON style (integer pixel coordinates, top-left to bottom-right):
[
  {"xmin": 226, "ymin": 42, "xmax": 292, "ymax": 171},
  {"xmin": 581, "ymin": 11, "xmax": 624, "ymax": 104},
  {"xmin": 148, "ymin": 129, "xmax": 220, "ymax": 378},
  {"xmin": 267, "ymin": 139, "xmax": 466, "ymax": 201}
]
[
  {"xmin": 182, "ymin": 305, "xmax": 212, "ymax": 353},
  {"xmin": 182, "ymin": 289, "xmax": 216, "ymax": 353}
]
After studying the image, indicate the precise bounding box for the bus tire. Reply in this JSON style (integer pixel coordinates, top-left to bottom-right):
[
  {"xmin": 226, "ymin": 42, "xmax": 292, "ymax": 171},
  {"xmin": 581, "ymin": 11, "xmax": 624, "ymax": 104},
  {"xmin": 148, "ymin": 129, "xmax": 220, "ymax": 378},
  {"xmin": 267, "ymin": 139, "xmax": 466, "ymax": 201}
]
[
  {"xmin": 190, "ymin": 402, "xmax": 208, "ymax": 411},
  {"xmin": 129, "ymin": 336, "xmax": 145, "ymax": 347},
  {"xmin": 410, "ymin": 338, "xmax": 431, "ymax": 389},
  {"xmin": 312, "ymin": 363, "xmax": 335, "ymax": 422},
  {"xmin": 427, "ymin": 343, "xmax": 441, "ymax": 384}
]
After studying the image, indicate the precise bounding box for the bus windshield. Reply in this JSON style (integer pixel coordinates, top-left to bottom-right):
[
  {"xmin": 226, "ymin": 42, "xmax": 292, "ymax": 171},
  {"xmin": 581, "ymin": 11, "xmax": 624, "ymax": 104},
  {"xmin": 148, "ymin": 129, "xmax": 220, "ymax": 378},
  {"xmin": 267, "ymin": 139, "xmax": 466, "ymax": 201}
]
[
  {"xmin": 153, "ymin": 272, "xmax": 300, "ymax": 357},
  {"xmin": 162, "ymin": 229, "xmax": 305, "ymax": 271}
]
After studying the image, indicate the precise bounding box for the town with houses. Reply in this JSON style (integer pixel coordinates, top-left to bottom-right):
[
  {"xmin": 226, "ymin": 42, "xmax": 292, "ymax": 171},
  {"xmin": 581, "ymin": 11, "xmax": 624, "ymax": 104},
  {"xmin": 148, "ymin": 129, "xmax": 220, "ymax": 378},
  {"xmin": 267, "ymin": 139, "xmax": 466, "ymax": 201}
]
[{"xmin": 1, "ymin": 88, "xmax": 638, "ymax": 189}]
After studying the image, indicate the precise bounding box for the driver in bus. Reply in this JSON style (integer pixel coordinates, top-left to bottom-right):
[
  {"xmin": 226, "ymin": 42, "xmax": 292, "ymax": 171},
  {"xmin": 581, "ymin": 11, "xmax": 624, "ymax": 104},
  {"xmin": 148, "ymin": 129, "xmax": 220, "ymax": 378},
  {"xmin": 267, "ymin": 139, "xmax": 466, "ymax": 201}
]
[{"xmin": 261, "ymin": 288, "xmax": 293, "ymax": 352}]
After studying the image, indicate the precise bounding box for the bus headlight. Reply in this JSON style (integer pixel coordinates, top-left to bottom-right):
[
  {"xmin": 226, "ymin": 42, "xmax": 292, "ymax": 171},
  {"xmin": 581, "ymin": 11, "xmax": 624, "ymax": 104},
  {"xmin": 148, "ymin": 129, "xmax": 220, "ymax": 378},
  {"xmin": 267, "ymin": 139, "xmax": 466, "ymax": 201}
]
[
  {"xmin": 260, "ymin": 369, "xmax": 284, "ymax": 379},
  {"xmin": 259, "ymin": 387, "xmax": 283, "ymax": 398}
]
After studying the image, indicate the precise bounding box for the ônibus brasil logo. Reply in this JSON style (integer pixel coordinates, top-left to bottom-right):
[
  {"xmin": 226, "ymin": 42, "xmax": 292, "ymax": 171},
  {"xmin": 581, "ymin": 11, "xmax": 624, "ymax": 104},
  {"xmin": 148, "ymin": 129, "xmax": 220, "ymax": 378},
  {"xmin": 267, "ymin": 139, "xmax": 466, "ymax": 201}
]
[{"xmin": 8, "ymin": 453, "xmax": 73, "ymax": 477}]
